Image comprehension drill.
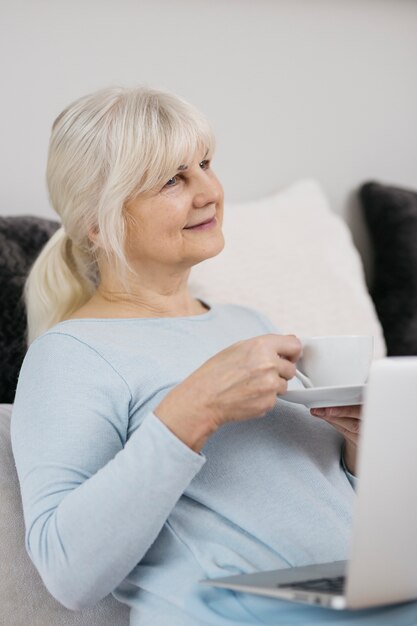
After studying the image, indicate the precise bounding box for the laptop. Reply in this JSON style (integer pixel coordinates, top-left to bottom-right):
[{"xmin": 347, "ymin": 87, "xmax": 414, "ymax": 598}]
[{"xmin": 199, "ymin": 357, "xmax": 417, "ymax": 610}]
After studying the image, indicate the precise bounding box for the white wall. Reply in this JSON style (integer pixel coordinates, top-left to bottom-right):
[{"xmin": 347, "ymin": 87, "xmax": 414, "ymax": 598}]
[{"xmin": 1, "ymin": 0, "xmax": 417, "ymax": 280}]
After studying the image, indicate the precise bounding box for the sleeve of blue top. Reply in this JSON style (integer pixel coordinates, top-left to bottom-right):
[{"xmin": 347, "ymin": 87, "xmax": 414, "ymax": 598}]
[{"xmin": 11, "ymin": 332, "xmax": 206, "ymax": 611}]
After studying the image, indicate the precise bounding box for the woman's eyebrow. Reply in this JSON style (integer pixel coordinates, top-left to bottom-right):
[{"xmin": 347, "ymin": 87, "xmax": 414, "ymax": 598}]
[{"xmin": 176, "ymin": 150, "xmax": 209, "ymax": 173}]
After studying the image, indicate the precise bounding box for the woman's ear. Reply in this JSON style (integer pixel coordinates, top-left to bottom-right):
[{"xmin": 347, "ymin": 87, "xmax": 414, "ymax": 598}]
[{"xmin": 88, "ymin": 227, "xmax": 100, "ymax": 246}]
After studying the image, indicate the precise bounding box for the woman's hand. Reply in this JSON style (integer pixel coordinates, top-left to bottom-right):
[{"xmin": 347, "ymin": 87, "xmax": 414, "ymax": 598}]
[
  {"xmin": 155, "ymin": 334, "xmax": 302, "ymax": 452},
  {"xmin": 310, "ymin": 405, "xmax": 362, "ymax": 475}
]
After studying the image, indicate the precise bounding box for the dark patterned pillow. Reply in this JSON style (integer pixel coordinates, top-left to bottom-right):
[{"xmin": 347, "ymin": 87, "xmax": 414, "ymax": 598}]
[
  {"xmin": 360, "ymin": 182, "xmax": 417, "ymax": 356},
  {"xmin": 0, "ymin": 216, "xmax": 60, "ymax": 403}
]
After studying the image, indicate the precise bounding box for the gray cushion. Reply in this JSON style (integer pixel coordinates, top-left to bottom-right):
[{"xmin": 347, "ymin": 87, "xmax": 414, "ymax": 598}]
[
  {"xmin": 0, "ymin": 404, "xmax": 130, "ymax": 625},
  {"xmin": 0, "ymin": 216, "xmax": 60, "ymax": 403},
  {"xmin": 360, "ymin": 181, "xmax": 417, "ymax": 356}
]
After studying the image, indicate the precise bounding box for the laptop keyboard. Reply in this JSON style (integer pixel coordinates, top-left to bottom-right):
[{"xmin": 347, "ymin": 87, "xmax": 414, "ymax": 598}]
[{"xmin": 279, "ymin": 576, "xmax": 346, "ymax": 594}]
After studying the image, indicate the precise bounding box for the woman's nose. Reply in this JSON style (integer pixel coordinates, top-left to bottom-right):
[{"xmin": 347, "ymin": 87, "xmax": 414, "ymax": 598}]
[{"xmin": 192, "ymin": 173, "xmax": 223, "ymax": 208}]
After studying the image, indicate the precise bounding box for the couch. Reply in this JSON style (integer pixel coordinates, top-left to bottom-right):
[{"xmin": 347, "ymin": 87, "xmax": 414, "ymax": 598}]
[{"xmin": 1, "ymin": 178, "xmax": 416, "ymax": 625}]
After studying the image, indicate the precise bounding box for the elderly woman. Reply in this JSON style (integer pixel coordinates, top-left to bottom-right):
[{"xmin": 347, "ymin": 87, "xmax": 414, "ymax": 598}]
[{"xmin": 11, "ymin": 87, "xmax": 417, "ymax": 626}]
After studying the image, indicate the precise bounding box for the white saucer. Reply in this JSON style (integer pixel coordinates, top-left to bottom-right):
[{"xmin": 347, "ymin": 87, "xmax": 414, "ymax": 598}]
[{"xmin": 281, "ymin": 384, "xmax": 366, "ymax": 408}]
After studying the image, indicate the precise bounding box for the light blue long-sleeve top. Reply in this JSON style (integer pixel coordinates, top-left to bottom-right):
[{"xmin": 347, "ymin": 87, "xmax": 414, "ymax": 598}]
[{"xmin": 11, "ymin": 302, "xmax": 417, "ymax": 625}]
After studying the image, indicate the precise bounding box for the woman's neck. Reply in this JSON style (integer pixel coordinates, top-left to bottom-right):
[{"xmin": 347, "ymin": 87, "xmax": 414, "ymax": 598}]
[
  {"xmin": 69, "ymin": 261, "xmax": 210, "ymax": 320},
  {"xmin": 93, "ymin": 287, "xmax": 208, "ymax": 318}
]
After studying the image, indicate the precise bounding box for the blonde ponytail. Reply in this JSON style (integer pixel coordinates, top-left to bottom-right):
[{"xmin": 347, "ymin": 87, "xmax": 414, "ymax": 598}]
[
  {"xmin": 25, "ymin": 85, "xmax": 215, "ymax": 344},
  {"xmin": 24, "ymin": 227, "xmax": 97, "ymax": 344}
]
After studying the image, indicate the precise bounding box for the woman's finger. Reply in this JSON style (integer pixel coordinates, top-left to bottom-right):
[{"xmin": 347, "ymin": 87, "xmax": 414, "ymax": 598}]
[
  {"xmin": 312, "ymin": 414, "xmax": 359, "ymax": 445},
  {"xmin": 277, "ymin": 356, "xmax": 297, "ymax": 381},
  {"xmin": 311, "ymin": 405, "xmax": 361, "ymax": 419},
  {"xmin": 316, "ymin": 414, "xmax": 361, "ymax": 436}
]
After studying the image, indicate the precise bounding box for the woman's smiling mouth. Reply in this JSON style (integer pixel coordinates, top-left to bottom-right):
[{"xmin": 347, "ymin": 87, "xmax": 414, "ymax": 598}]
[{"xmin": 184, "ymin": 216, "xmax": 217, "ymax": 231}]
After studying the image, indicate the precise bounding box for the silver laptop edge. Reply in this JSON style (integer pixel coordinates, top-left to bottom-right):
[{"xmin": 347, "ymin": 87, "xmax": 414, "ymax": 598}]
[
  {"xmin": 200, "ymin": 560, "xmax": 348, "ymax": 609},
  {"xmin": 199, "ymin": 357, "xmax": 417, "ymax": 610}
]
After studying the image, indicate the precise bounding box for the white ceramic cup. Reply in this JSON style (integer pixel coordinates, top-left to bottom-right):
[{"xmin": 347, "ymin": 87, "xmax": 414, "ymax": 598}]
[{"xmin": 298, "ymin": 335, "xmax": 374, "ymax": 388}]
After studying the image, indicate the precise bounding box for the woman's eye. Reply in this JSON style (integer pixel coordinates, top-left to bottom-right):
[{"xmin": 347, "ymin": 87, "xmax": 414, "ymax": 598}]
[
  {"xmin": 164, "ymin": 176, "xmax": 178, "ymax": 188},
  {"xmin": 200, "ymin": 159, "xmax": 210, "ymax": 170}
]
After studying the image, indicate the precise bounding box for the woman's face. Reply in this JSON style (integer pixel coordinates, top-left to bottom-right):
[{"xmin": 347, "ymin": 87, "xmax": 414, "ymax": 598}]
[{"xmin": 123, "ymin": 149, "xmax": 224, "ymax": 273}]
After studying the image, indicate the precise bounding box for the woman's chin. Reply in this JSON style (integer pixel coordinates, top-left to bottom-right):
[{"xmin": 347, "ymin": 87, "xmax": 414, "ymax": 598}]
[
  {"xmin": 198, "ymin": 233, "xmax": 225, "ymax": 263},
  {"xmin": 189, "ymin": 247, "xmax": 223, "ymax": 269}
]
